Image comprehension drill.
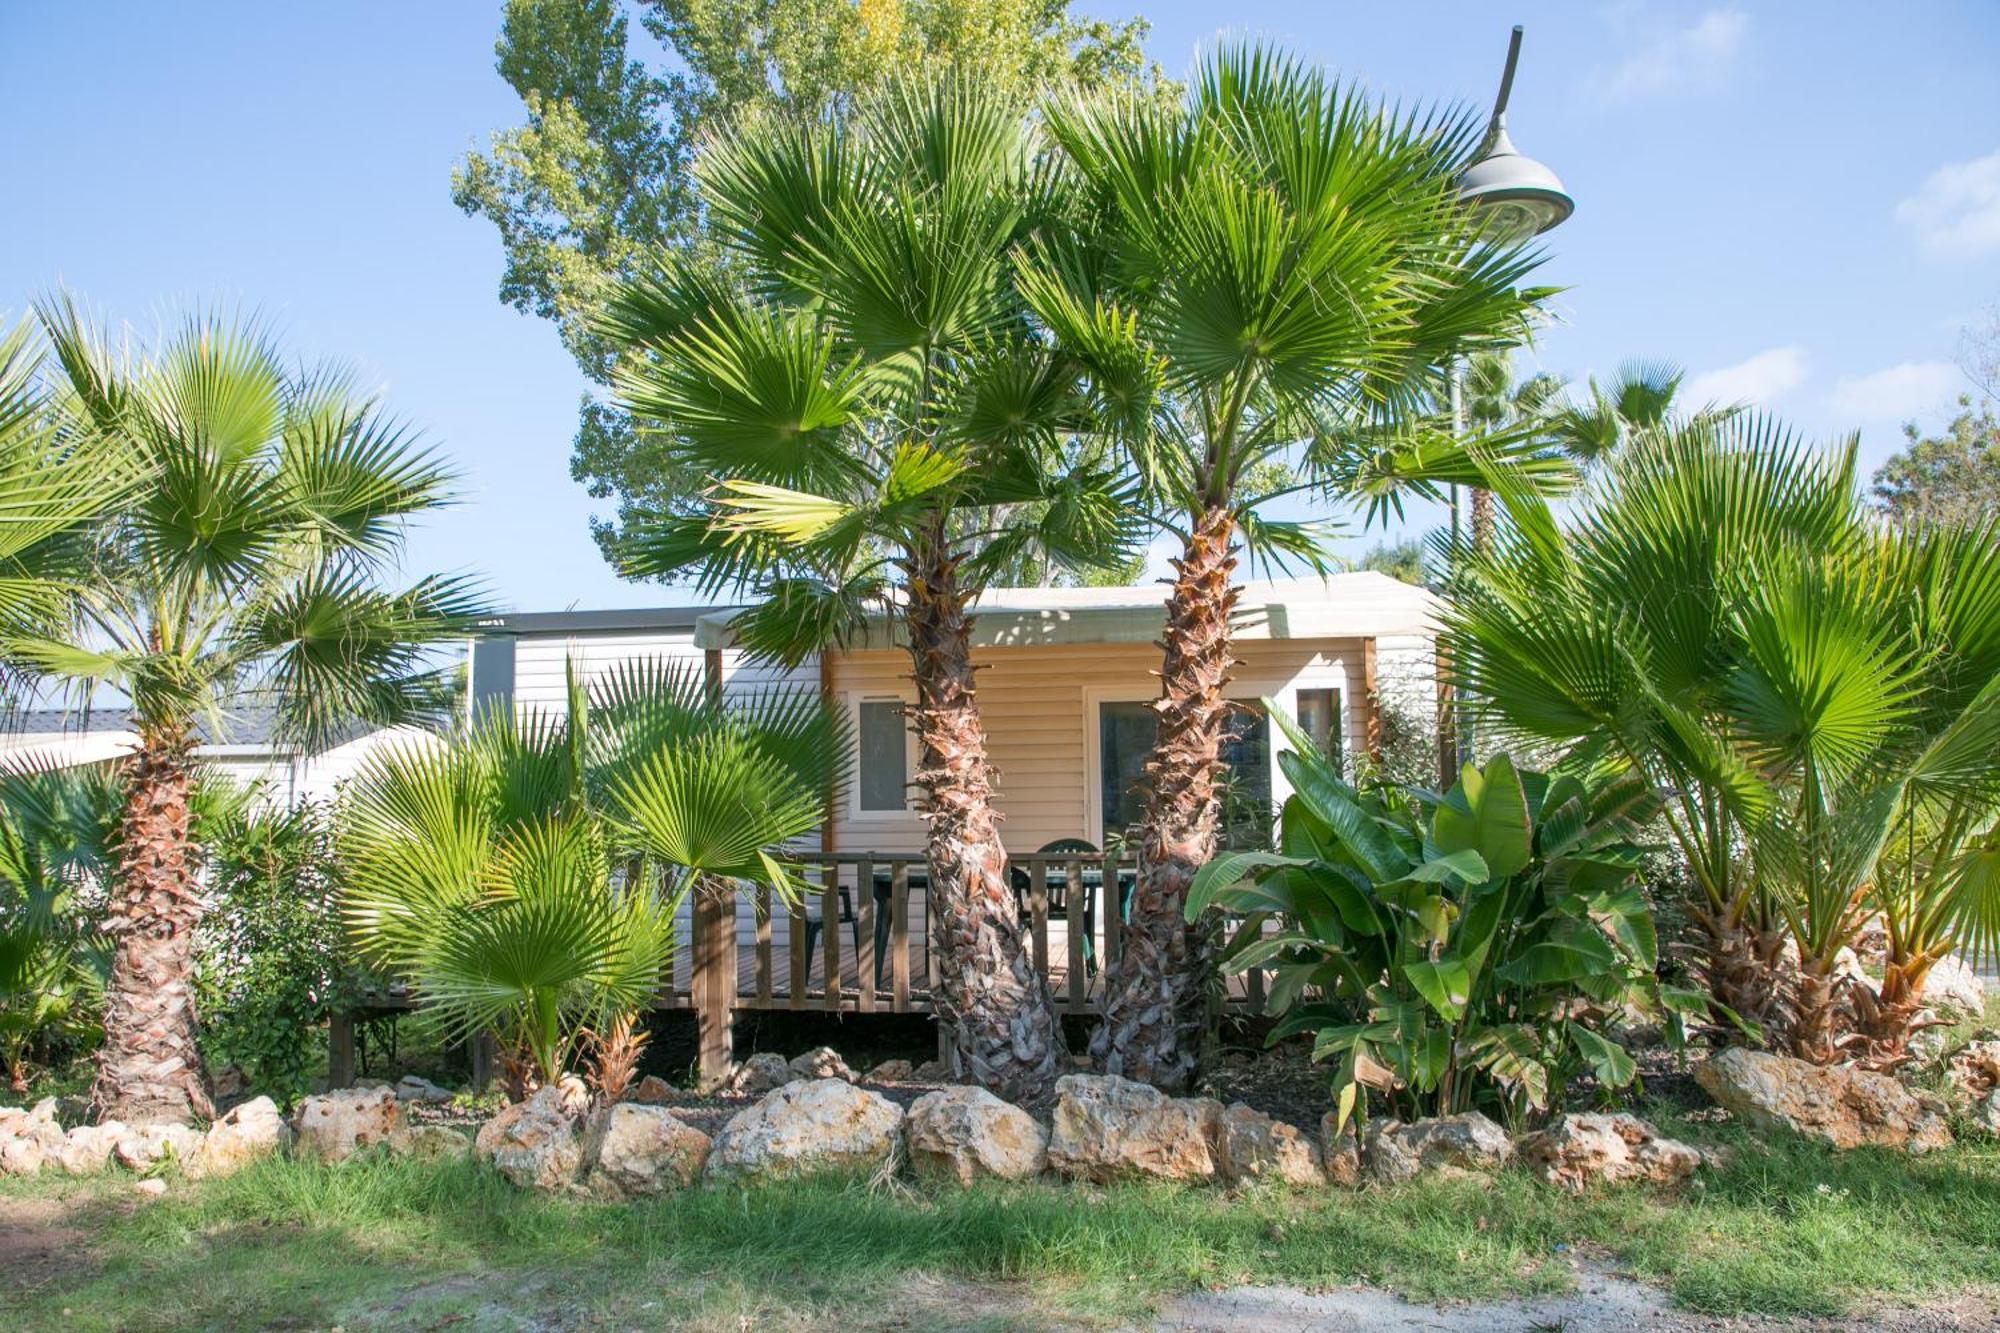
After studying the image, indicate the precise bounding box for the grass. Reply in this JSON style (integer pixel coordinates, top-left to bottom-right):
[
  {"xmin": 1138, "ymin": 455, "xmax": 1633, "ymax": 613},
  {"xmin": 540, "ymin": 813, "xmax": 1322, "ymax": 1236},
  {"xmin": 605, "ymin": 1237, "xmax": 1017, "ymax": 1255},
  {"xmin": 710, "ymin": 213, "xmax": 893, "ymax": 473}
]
[{"xmin": 5, "ymin": 1105, "xmax": 1999, "ymax": 1332}]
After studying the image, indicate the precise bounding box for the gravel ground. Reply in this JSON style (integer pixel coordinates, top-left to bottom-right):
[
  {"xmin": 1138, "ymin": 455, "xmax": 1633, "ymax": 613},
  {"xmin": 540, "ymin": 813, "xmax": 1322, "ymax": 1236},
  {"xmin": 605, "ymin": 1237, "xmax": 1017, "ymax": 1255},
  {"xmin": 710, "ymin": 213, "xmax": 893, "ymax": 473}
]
[{"xmin": 1151, "ymin": 1269, "xmax": 2000, "ymax": 1332}]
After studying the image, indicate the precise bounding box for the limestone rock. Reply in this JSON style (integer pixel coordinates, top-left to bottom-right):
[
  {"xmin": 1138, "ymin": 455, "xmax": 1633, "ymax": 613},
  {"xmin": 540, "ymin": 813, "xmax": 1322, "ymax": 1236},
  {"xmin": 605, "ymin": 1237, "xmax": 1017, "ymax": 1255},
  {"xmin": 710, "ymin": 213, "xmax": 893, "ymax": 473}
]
[
  {"xmin": 706, "ymin": 1078, "xmax": 903, "ymax": 1181},
  {"xmin": 133, "ymin": 1177, "xmax": 167, "ymax": 1197},
  {"xmin": 293, "ymin": 1086, "xmax": 400, "ymax": 1163},
  {"xmin": 53, "ymin": 1121, "xmax": 127, "ymax": 1176},
  {"xmin": 112, "ymin": 1124, "xmax": 203, "ymax": 1171},
  {"xmin": 1046, "ymin": 1074, "xmax": 1222, "ymax": 1183},
  {"xmin": 190, "ymin": 1097, "xmax": 287, "ymax": 1179},
  {"xmin": 1945, "ymin": 1040, "xmax": 2000, "ymax": 1137},
  {"xmin": 1695, "ymin": 1047, "xmax": 1952, "ymax": 1152},
  {"xmin": 1515, "ymin": 1113, "xmax": 1701, "ymax": 1192},
  {"xmin": 480, "ymin": 1087, "xmax": 585, "ymax": 1191},
  {"xmin": 394, "ymin": 1075, "xmax": 454, "ymax": 1105},
  {"xmin": 1924, "ymin": 957, "xmax": 1988, "ymax": 1024},
  {"xmin": 1364, "ymin": 1112, "xmax": 1513, "ymax": 1182},
  {"xmin": 904, "ymin": 1085, "xmax": 1048, "ymax": 1186},
  {"xmin": 0, "ymin": 1134, "xmax": 45, "ymax": 1176},
  {"xmin": 911, "ymin": 1058, "xmax": 951, "ymax": 1082},
  {"xmin": 0, "ymin": 1097, "xmax": 63, "ymax": 1150},
  {"xmin": 722, "ymin": 1052, "xmax": 797, "ymax": 1097},
  {"xmin": 627, "ymin": 1075, "xmax": 675, "ymax": 1105},
  {"xmin": 787, "ymin": 1046, "xmax": 855, "ymax": 1082},
  {"xmin": 1216, "ymin": 1104, "xmax": 1323, "ymax": 1188},
  {"xmin": 1317, "ymin": 1118, "xmax": 1362, "ymax": 1187},
  {"xmin": 584, "ymin": 1103, "xmax": 711, "ymax": 1197},
  {"xmin": 863, "ymin": 1059, "xmax": 915, "ymax": 1084},
  {"xmin": 388, "ymin": 1124, "xmax": 472, "ymax": 1161}
]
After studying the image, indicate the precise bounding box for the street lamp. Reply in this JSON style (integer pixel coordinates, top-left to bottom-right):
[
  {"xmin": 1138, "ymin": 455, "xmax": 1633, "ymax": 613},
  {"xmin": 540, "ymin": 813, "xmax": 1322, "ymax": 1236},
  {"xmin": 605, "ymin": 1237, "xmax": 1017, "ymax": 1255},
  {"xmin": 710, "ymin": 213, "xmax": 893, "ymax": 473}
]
[
  {"xmin": 1441, "ymin": 24, "xmax": 1573, "ymax": 783},
  {"xmin": 1457, "ymin": 25, "xmax": 1575, "ymax": 240}
]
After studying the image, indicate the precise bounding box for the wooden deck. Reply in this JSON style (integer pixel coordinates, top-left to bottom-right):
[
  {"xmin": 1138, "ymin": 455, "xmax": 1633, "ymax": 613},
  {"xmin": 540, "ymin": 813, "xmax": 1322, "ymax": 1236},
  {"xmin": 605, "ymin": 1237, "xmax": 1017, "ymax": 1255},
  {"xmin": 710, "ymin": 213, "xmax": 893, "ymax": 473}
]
[{"xmin": 331, "ymin": 850, "xmax": 1272, "ymax": 1087}]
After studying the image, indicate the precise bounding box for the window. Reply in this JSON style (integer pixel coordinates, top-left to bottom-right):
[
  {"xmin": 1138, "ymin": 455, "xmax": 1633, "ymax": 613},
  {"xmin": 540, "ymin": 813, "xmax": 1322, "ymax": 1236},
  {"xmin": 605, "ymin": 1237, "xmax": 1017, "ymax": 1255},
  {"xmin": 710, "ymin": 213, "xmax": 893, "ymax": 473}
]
[
  {"xmin": 856, "ymin": 700, "xmax": 909, "ymax": 812},
  {"xmin": 1294, "ymin": 686, "xmax": 1344, "ymax": 771},
  {"xmin": 1096, "ymin": 699, "xmax": 1271, "ymax": 846}
]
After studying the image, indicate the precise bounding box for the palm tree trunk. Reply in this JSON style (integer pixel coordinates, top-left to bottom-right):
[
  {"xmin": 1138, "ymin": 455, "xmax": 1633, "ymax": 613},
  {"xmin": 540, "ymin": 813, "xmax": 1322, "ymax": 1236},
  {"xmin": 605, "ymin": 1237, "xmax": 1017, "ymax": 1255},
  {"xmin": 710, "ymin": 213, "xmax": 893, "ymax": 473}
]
[
  {"xmin": 904, "ymin": 543, "xmax": 1063, "ymax": 1104},
  {"xmin": 92, "ymin": 729, "xmax": 214, "ymax": 1126},
  {"xmin": 1468, "ymin": 486, "xmax": 1496, "ymax": 552},
  {"xmin": 1091, "ymin": 503, "xmax": 1238, "ymax": 1091}
]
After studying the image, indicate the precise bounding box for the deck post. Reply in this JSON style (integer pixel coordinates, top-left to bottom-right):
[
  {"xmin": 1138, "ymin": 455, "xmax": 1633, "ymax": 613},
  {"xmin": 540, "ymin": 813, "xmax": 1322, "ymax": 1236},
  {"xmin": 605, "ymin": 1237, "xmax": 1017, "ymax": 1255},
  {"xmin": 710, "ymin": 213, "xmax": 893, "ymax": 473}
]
[
  {"xmin": 1362, "ymin": 637, "xmax": 1383, "ymax": 764},
  {"xmin": 471, "ymin": 1030, "xmax": 498, "ymax": 1093},
  {"xmin": 327, "ymin": 1013, "xmax": 356, "ymax": 1090},
  {"xmin": 692, "ymin": 880, "xmax": 735, "ymax": 1090}
]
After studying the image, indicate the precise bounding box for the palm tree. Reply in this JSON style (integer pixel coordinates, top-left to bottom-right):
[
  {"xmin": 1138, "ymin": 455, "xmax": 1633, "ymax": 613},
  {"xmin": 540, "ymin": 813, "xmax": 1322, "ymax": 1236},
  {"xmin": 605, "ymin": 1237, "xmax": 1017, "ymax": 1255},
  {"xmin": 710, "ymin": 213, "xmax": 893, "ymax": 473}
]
[
  {"xmin": 340, "ymin": 661, "xmax": 844, "ymax": 1099},
  {"xmin": 1444, "ymin": 418, "xmax": 2000, "ymax": 1063},
  {"xmin": 1458, "ymin": 350, "xmax": 1566, "ymax": 549},
  {"xmin": 0, "ymin": 317, "xmax": 132, "ymax": 663},
  {"xmin": 9, "ymin": 298, "xmax": 483, "ymax": 1125},
  {"xmin": 1540, "ymin": 359, "xmax": 1691, "ymax": 468},
  {"xmin": 600, "ymin": 81, "xmax": 1141, "ymax": 1102},
  {"xmin": 1021, "ymin": 47, "xmax": 1565, "ymax": 1087}
]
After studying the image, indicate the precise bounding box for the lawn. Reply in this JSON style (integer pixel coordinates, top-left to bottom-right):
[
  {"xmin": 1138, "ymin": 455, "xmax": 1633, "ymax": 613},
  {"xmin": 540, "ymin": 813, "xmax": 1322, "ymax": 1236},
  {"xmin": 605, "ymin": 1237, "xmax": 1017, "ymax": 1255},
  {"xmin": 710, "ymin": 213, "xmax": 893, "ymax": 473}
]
[{"xmin": 5, "ymin": 1105, "xmax": 1999, "ymax": 1331}]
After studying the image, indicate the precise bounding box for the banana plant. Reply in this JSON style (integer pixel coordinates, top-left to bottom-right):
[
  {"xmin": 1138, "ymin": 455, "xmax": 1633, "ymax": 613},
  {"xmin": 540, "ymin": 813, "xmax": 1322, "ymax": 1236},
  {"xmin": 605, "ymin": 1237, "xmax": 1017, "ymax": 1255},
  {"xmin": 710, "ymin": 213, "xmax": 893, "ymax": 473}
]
[{"xmin": 1191, "ymin": 730, "xmax": 1698, "ymax": 1130}]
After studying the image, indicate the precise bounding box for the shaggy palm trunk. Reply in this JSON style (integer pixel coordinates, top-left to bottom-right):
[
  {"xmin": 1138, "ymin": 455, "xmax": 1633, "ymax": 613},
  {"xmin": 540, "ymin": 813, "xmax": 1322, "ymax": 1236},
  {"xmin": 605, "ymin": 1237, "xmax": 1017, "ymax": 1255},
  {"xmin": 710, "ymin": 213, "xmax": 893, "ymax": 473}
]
[
  {"xmin": 904, "ymin": 544, "xmax": 1063, "ymax": 1104},
  {"xmin": 1844, "ymin": 956, "xmax": 1938, "ymax": 1071},
  {"xmin": 1691, "ymin": 896, "xmax": 1794, "ymax": 1045},
  {"xmin": 1091, "ymin": 503, "xmax": 1238, "ymax": 1091},
  {"xmin": 92, "ymin": 729, "xmax": 214, "ymax": 1126},
  {"xmin": 1468, "ymin": 486, "xmax": 1496, "ymax": 552}
]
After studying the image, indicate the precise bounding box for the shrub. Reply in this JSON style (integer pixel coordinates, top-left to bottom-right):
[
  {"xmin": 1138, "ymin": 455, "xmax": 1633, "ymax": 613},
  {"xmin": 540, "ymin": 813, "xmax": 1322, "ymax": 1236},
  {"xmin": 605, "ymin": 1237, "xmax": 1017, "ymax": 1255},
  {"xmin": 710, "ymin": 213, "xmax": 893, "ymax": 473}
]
[
  {"xmin": 195, "ymin": 802, "xmax": 355, "ymax": 1107},
  {"xmin": 1192, "ymin": 723, "xmax": 1706, "ymax": 1130}
]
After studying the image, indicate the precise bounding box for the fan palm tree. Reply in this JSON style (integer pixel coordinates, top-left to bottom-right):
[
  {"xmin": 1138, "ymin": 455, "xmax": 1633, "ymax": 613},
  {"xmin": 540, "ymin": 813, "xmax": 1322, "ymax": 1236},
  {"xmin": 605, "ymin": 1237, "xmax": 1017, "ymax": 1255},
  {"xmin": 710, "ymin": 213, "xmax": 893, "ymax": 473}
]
[
  {"xmin": 1445, "ymin": 418, "xmax": 2000, "ymax": 1063},
  {"xmin": 1019, "ymin": 46, "xmax": 1567, "ymax": 1087},
  {"xmin": 0, "ymin": 317, "xmax": 133, "ymax": 665},
  {"xmin": 7, "ymin": 298, "xmax": 484, "ymax": 1125},
  {"xmin": 1458, "ymin": 349, "xmax": 1567, "ymax": 549},
  {"xmin": 600, "ymin": 80, "xmax": 1142, "ymax": 1102},
  {"xmin": 340, "ymin": 661, "xmax": 845, "ymax": 1099}
]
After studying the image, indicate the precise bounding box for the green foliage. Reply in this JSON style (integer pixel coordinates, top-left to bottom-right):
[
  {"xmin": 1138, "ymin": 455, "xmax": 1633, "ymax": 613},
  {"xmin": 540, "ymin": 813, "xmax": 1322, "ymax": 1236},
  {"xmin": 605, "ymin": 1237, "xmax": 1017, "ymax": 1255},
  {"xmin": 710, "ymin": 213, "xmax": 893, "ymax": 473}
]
[
  {"xmin": 452, "ymin": 0, "xmax": 1160, "ymax": 567},
  {"xmin": 1192, "ymin": 742, "xmax": 1682, "ymax": 1128},
  {"xmin": 1446, "ymin": 415, "xmax": 2000, "ymax": 1051},
  {"xmin": 13, "ymin": 297, "xmax": 484, "ymax": 750},
  {"xmin": 1870, "ymin": 396, "xmax": 1999, "ymax": 529},
  {"xmin": 339, "ymin": 661, "xmax": 845, "ymax": 1087},
  {"xmin": 1356, "ymin": 540, "xmax": 1428, "ymax": 585},
  {"xmin": 605, "ymin": 77, "xmax": 1145, "ymax": 649},
  {"xmin": 0, "ymin": 763, "xmax": 119, "ymax": 1092},
  {"xmin": 1027, "ymin": 45, "xmax": 1572, "ymax": 561},
  {"xmin": 195, "ymin": 803, "xmax": 354, "ymax": 1108}
]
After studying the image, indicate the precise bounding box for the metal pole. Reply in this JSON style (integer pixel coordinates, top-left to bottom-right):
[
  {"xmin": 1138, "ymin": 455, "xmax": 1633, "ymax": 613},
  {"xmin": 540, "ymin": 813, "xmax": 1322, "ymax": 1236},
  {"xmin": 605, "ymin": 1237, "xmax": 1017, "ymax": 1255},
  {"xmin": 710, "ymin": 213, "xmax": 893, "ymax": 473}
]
[{"xmin": 1450, "ymin": 357, "xmax": 1472, "ymax": 770}]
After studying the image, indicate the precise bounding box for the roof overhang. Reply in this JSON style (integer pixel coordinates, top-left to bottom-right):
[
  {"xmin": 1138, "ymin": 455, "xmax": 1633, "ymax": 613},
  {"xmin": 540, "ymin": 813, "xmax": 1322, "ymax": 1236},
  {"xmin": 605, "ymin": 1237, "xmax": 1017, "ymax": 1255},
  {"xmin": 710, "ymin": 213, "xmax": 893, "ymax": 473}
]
[{"xmin": 692, "ymin": 572, "xmax": 1440, "ymax": 652}]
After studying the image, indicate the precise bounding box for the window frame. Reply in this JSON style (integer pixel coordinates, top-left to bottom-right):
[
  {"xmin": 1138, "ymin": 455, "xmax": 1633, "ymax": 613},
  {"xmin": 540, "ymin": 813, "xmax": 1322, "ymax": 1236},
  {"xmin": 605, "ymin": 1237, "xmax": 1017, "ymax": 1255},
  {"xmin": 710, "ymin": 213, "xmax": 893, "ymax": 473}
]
[{"xmin": 845, "ymin": 691, "xmax": 920, "ymax": 826}]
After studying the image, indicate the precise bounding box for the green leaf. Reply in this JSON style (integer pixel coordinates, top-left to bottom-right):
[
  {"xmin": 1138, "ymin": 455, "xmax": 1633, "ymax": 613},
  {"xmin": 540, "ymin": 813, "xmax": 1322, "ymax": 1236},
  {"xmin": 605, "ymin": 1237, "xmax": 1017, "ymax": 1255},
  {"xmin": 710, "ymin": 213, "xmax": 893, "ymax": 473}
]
[
  {"xmin": 1402, "ymin": 955, "xmax": 1472, "ymax": 1020},
  {"xmin": 1568, "ymin": 1024, "xmax": 1637, "ymax": 1087}
]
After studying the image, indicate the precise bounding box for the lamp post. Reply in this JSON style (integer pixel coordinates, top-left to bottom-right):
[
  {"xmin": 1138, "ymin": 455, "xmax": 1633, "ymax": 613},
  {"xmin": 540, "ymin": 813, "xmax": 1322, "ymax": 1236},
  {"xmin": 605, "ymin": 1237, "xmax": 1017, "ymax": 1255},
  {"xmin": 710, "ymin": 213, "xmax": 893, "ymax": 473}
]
[{"xmin": 1441, "ymin": 24, "xmax": 1574, "ymax": 781}]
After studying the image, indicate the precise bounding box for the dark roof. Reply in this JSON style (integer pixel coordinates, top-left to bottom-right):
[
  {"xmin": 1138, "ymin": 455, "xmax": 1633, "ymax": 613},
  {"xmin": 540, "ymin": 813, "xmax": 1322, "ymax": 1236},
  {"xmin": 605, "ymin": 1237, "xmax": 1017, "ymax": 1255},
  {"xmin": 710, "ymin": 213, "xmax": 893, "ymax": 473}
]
[{"xmin": 474, "ymin": 605, "xmax": 738, "ymax": 637}]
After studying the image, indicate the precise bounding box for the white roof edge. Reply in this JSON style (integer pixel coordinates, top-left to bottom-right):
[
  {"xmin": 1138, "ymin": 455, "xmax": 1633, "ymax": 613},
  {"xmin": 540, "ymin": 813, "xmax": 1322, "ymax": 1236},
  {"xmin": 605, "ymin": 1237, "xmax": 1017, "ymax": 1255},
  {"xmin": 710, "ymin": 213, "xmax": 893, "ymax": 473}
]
[{"xmin": 694, "ymin": 571, "xmax": 1439, "ymax": 652}]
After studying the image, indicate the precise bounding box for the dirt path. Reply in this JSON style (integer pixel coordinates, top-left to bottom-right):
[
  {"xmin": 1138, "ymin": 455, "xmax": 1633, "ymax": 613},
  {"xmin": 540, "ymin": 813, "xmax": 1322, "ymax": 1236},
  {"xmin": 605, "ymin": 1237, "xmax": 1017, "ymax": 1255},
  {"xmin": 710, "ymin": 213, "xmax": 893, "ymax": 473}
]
[{"xmin": 1149, "ymin": 1271, "xmax": 2000, "ymax": 1333}]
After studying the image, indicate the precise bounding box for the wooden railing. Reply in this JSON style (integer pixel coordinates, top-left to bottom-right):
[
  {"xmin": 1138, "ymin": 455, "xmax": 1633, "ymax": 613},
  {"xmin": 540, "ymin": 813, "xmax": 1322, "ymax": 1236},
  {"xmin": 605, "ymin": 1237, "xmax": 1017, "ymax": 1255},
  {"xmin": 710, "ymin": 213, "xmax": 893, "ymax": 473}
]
[{"xmin": 331, "ymin": 848, "xmax": 1269, "ymax": 1089}]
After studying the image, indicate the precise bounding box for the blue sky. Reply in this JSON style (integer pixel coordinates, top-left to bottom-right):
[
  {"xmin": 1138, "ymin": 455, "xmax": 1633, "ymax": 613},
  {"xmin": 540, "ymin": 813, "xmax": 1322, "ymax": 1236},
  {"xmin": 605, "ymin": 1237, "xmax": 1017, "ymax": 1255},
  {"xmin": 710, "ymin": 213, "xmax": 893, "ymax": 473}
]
[{"xmin": 2, "ymin": 2, "xmax": 1995, "ymax": 613}]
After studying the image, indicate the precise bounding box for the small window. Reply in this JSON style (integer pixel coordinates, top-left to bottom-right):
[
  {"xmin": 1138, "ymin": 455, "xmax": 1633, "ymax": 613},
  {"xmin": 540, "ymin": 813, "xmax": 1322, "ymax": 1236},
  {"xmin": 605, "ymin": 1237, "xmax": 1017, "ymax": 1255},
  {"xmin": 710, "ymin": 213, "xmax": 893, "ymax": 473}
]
[
  {"xmin": 856, "ymin": 700, "xmax": 909, "ymax": 812},
  {"xmin": 1295, "ymin": 687, "xmax": 1344, "ymax": 769}
]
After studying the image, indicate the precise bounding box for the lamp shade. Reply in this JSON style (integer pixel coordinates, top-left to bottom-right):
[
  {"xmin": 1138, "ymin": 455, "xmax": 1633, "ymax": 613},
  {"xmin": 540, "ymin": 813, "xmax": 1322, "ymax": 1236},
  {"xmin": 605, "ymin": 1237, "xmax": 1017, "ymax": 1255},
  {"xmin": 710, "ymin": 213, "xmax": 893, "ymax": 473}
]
[{"xmin": 1457, "ymin": 119, "xmax": 1574, "ymax": 239}]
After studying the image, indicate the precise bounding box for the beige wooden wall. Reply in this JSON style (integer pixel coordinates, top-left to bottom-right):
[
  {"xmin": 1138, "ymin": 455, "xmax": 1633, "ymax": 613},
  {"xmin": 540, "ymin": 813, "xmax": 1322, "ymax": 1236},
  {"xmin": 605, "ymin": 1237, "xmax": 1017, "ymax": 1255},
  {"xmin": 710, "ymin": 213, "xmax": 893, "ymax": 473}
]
[{"xmin": 823, "ymin": 637, "xmax": 1375, "ymax": 855}]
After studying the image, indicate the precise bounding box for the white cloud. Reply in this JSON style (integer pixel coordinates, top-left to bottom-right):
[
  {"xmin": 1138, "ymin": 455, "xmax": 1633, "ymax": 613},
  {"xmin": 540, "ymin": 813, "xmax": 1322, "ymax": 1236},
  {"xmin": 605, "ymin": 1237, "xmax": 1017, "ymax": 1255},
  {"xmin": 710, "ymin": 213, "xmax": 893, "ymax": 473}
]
[
  {"xmin": 1829, "ymin": 361, "xmax": 1961, "ymax": 422},
  {"xmin": 1895, "ymin": 150, "xmax": 2000, "ymax": 257},
  {"xmin": 1590, "ymin": 6, "xmax": 1748, "ymax": 104},
  {"xmin": 1685, "ymin": 345, "xmax": 1808, "ymax": 407}
]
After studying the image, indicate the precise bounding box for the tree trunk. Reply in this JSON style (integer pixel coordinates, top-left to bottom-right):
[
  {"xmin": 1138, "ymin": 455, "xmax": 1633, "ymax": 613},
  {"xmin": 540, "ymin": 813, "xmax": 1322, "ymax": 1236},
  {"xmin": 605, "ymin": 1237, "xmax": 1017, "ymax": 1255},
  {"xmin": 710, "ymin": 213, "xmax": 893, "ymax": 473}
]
[
  {"xmin": 904, "ymin": 544, "xmax": 1064, "ymax": 1104},
  {"xmin": 1468, "ymin": 486, "xmax": 1496, "ymax": 552},
  {"xmin": 92, "ymin": 730, "xmax": 214, "ymax": 1126},
  {"xmin": 1091, "ymin": 503, "xmax": 1238, "ymax": 1091}
]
